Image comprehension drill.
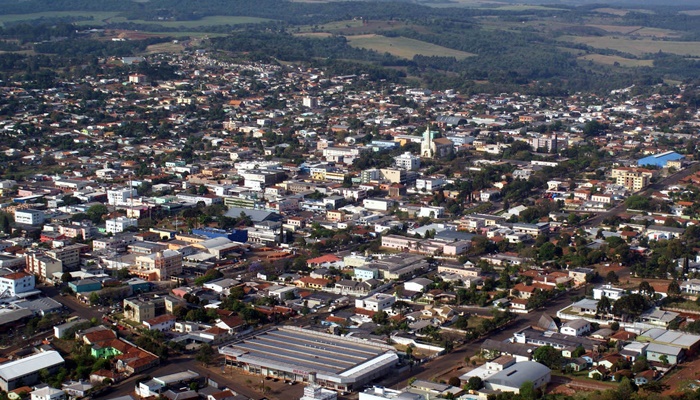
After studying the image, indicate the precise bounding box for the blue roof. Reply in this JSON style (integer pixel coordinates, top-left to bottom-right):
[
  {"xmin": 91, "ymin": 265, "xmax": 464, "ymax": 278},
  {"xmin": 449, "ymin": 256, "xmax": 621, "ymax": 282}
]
[{"xmin": 637, "ymin": 151, "xmax": 684, "ymax": 167}]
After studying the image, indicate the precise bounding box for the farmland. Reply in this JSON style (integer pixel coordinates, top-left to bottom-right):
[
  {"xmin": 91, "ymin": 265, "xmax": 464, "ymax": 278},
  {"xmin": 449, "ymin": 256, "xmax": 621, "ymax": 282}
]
[
  {"xmin": 577, "ymin": 54, "xmax": 654, "ymax": 67},
  {"xmin": 105, "ymin": 15, "xmax": 273, "ymax": 28},
  {"xmin": 559, "ymin": 36, "xmax": 700, "ymax": 57},
  {"xmin": 346, "ymin": 34, "xmax": 475, "ymax": 60}
]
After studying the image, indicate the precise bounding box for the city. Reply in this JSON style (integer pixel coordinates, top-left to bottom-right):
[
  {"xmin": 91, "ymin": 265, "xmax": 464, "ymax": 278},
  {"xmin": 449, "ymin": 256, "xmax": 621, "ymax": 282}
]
[{"xmin": 1, "ymin": 43, "xmax": 700, "ymax": 400}]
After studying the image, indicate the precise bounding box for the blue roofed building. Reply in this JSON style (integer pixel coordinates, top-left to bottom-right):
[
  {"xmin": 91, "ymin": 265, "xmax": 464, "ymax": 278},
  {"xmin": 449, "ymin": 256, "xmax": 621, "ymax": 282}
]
[{"xmin": 637, "ymin": 151, "xmax": 685, "ymax": 168}]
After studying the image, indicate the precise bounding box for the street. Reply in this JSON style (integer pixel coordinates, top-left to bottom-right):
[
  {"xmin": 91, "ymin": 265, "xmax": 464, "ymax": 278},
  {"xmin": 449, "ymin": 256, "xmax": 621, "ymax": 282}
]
[
  {"xmin": 376, "ymin": 287, "xmax": 584, "ymax": 390},
  {"xmin": 582, "ymin": 163, "xmax": 699, "ymax": 228}
]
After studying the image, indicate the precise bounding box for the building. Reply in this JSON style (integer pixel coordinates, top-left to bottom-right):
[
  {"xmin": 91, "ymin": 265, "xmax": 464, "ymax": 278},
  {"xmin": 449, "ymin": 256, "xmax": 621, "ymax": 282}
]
[
  {"xmin": 592, "ymin": 284, "xmax": 626, "ymax": 301},
  {"xmin": 393, "ymin": 152, "xmax": 420, "ymax": 171},
  {"xmin": 30, "ymin": 386, "xmax": 65, "ymax": 400},
  {"xmin": 611, "ymin": 167, "xmax": 653, "ymax": 191},
  {"xmin": 0, "ymin": 271, "xmax": 35, "ymax": 297},
  {"xmin": 359, "ymin": 387, "xmax": 422, "ymax": 400},
  {"xmin": 560, "ymin": 319, "xmax": 591, "ymax": 337},
  {"xmin": 355, "ymin": 294, "xmax": 395, "ymax": 312},
  {"xmin": 123, "ymin": 297, "xmax": 162, "ymax": 323},
  {"xmin": 14, "ymin": 209, "xmax": 44, "ymax": 226},
  {"xmin": 132, "ymin": 250, "xmax": 183, "ymax": 281},
  {"xmin": 68, "ymin": 279, "xmax": 102, "ymax": 294},
  {"xmin": 219, "ymin": 326, "xmax": 398, "ymax": 391},
  {"xmin": 483, "ymin": 361, "xmax": 551, "ymax": 394},
  {"xmin": 46, "ymin": 244, "xmax": 85, "ymax": 269},
  {"xmin": 25, "ymin": 252, "xmax": 62, "ymax": 281},
  {"xmin": 143, "ymin": 314, "xmax": 176, "ymax": 332},
  {"xmin": 637, "ymin": 151, "xmax": 685, "ymax": 168},
  {"xmin": 106, "ymin": 217, "xmax": 138, "ymax": 234},
  {"xmin": 107, "ymin": 188, "xmax": 138, "ymax": 206},
  {"xmin": 136, "ymin": 371, "xmax": 200, "ymax": 398},
  {"xmin": 0, "ymin": 351, "xmax": 65, "ymax": 391}
]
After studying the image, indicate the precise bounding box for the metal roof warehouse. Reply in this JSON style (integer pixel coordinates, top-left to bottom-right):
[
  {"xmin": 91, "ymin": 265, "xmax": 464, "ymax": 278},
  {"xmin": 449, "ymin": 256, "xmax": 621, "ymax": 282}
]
[{"xmin": 219, "ymin": 326, "xmax": 399, "ymax": 392}]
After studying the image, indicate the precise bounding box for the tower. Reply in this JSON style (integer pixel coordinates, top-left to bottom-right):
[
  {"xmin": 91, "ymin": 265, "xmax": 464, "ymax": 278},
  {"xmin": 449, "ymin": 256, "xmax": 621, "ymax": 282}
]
[{"xmin": 421, "ymin": 124, "xmax": 434, "ymax": 158}]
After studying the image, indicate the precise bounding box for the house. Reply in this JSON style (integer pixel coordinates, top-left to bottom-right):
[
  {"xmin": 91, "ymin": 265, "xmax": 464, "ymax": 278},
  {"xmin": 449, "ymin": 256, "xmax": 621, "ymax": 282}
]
[
  {"xmin": 306, "ymin": 254, "xmax": 344, "ymax": 269},
  {"xmin": 215, "ymin": 315, "xmax": 246, "ymax": 334},
  {"xmin": 482, "ymin": 361, "xmax": 551, "ymax": 394},
  {"xmin": 560, "ymin": 319, "xmax": 591, "ymax": 337},
  {"xmin": 645, "ymin": 343, "xmax": 684, "ymax": 365},
  {"xmin": 592, "ymin": 284, "xmax": 626, "ymax": 300},
  {"xmin": 404, "ymin": 278, "xmax": 433, "ymax": 293},
  {"xmin": 588, "ymin": 366, "xmax": 608, "ymax": 380},
  {"xmin": 634, "ymin": 369, "xmax": 657, "ymax": 386},
  {"xmin": 30, "ymin": 386, "xmax": 65, "ymax": 400},
  {"xmin": 565, "ymin": 357, "xmax": 589, "ymax": 372},
  {"xmin": 143, "ymin": 314, "xmax": 176, "ymax": 332}
]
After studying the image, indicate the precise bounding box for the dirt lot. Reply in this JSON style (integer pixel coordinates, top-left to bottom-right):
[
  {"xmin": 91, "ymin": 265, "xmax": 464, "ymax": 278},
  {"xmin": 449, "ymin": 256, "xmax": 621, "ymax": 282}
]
[{"xmin": 662, "ymin": 358, "xmax": 700, "ymax": 396}]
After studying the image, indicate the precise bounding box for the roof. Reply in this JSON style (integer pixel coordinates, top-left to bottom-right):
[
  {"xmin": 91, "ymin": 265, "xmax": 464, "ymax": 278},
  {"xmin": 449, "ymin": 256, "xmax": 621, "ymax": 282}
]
[
  {"xmin": 154, "ymin": 370, "xmax": 200, "ymax": 385},
  {"xmin": 485, "ymin": 361, "xmax": 550, "ymax": 388},
  {"xmin": 224, "ymin": 207, "xmax": 281, "ymax": 222},
  {"xmin": 646, "ymin": 343, "xmax": 684, "ymax": 356},
  {"xmin": 0, "ymin": 351, "xmax": 64, "ymax": 381},
  {"xmin": 307, "ymin": 254, "xmax": 342, "ymax": 264}
]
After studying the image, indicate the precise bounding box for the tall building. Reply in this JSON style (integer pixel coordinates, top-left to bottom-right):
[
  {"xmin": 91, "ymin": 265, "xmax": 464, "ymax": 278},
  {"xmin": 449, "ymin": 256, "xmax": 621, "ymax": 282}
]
[
  {"xmin": 132, "ymin": 250, "xmax": 183, "ymax": 281},
  {"xmin": 611, "ymin": 167, "xmax": 653, "ymax": 191},
  {"xmin": 25, "ymin": 252, "xmax": 63, "ymax": 281},
  {"xmin": 394, "ymin": 152, "xmax": 421, "ymax": 171}
]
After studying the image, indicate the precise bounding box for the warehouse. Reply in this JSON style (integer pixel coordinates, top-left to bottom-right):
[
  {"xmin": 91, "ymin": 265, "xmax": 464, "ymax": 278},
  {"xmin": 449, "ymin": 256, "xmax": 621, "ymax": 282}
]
[
  {"xmin": 637, "ymin": 151, "xmax": 684, "ymax": 168},
  {"xmin": 0, "ymin": 351, "xmax": 65, "ymax": 391},
  {"xmin": 219, "ymin": 326, "xmax": 399, "ymax": 392}
]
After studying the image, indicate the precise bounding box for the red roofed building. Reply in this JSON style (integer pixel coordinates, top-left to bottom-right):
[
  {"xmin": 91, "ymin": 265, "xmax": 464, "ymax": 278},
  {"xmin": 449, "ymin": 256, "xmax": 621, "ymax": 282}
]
[
  {"xmin": 143, "ymin": 314, "xmax": 176, "ymax": 332},
  {"xmin": 306, "ymin": 254, "xmax": 343, "ymax": 269}
]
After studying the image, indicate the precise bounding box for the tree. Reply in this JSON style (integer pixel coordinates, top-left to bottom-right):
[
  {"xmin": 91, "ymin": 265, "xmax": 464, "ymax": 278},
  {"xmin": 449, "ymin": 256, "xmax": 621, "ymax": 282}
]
[
  {"xmin": 448, "ymin": 377, "xmax": 460, "ymax": 387},
  {"xmin": 519, "ymin": 381, "xmax": 537, "ymax": 400},
  {"xmin": 606, "ymin": 271, "xmax": 619, "ymax": 284},
  {"xmin": 668, "ymin": 280, "xmax": 681, "ymax": 296},
  {"xmin": 597, "ymin": 296, "xmax": 612, "ymax": 316},
  {"xmin": 61, "ymin": 272, "xmax": 73, "ymax": 283},
  {"xmin": 196, "ymin": 343, "xmax": 214, "ymax": 366},
  {"xmin": 533, "ymin": 345, "xmax": 562, "ymax": 369},
  {"xmin": 659, "ymin": 354, "xmax": 669, "ymax": 365},
  {"xmin": 638, "ymin": 281, "xmax": 655, "ymax": 298},
  {"xmin": 466, "ymin": 376, "xmax": 483, "ymax": 391},
  {"xmin": 372, "ymin": 310, "xmax": 389, "ymax": 325},
  {"xmin": 86, "ymin": 204, "xmax": 109, "ymax": 224}
]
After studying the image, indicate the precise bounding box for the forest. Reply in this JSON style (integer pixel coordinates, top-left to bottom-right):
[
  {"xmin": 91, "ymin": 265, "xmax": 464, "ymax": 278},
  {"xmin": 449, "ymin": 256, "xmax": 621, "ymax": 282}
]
[{"xmin": 2, "ymin": 0, "xmax": 700, "ymax": 94}]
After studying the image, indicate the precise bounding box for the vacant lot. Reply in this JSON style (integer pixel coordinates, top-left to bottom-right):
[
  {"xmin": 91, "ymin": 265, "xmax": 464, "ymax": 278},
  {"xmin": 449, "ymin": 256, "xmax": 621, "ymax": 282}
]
[
  {"xmin": 560, "ymin": 35, "xmax": 700, "ymax": 57},
  {"xmin": 578, "ymin": 54, "xmax": 654, "ymax": 67},
  {"xmin": 346, "ymin": 34, "xmax": 475, "ymax": 59},
  {"xmin": 0, "ymin": 11, "xmax": 120, "ymax": 26},
  {"xmin": 144, "ymin": 41, "xmax": 186, "ymax": 54}
]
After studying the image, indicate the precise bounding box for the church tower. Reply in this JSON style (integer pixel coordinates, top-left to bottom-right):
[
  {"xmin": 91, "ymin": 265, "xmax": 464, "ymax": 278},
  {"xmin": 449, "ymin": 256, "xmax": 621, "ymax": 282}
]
[{"xmin": 421, "ymin": 124, "xmax": 434, "ymax": 158}]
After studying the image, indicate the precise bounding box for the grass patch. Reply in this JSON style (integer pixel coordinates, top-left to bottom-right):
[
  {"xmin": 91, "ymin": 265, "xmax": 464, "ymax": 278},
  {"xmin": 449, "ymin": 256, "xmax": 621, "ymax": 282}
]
[
  {"xmin": 578, "ymin": 54, "xmax": 654, "ymax": 67},
  {"xmin": 0, "ymin": 11, "xmax": 120, "ymax": 26},
  {"xmin": 346, "ymin": 34, "xmax": 475, "ymax": 59},
  {"xmin": 559, "ymin": 35, "xmax": 700, "ymax": 57}
]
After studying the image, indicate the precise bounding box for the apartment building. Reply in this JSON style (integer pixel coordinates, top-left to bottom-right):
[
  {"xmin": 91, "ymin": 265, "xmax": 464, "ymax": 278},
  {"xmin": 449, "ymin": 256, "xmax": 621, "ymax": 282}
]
[{"xmin": 611, "ymin": 167, "xmax": 653, "ymax": 191}]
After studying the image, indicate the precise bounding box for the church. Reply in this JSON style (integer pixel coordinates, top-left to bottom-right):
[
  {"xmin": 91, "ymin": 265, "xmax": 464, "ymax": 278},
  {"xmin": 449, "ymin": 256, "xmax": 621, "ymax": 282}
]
[{"xmin": 420, "ymin": 124, "xmax": 454, "ymax": 159}]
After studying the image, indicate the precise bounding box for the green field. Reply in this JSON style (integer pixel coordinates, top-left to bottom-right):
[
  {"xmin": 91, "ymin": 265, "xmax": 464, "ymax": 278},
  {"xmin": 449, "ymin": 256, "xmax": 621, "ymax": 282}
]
[
  {"xmin": 0, "ymin": 11, "xmax": 120, "ymax": 26},
  {"xmin": 346, "ymin": 34, "xmax": 475, "ymax": 59},
  {"xmin": 106, "ymin": 15, "xmax": 272, "ymax": 28},
  {"xmin": 578, "ymin": 54, "xmax": 654, "ymax": 67},
  {"xmin": 560, "ymin": 35, "xmax": 700, "ymax": 57}
]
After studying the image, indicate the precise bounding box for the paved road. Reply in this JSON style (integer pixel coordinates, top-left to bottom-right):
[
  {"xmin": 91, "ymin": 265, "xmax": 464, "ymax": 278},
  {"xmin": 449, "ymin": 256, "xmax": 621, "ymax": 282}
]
[
  {"xmin": 376, "ymin": 287, "xmax": 585, "ymax": 390},
  {"xmin": 581, "ymin": 164, "xmax": 700, "ymax": 228}
]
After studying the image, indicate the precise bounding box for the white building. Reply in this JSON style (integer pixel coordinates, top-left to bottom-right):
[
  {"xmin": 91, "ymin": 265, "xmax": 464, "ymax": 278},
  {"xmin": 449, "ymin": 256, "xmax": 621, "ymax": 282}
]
[
  {"xmin": 30, "ymin": 386, "xmax": 65, "ymax": 400},
  {"xmin": 592, "ymin": 284, "xmax": 627, "ymax": 300},
  {"xmin": 393, "ymin": 152, "xmax": 420, "ymax": 171},
  {"xmin": 14, "ymin": 209, "xmax": 45, "ymax": 225},
  {"xmin": 0, "ymin": 351, "xmax": 65, "ymax": 391},
  {"xmin": 363, "ymin": 198, "xmax": 395, "ymax": 212},
  {"xmin": 418, "ymin": 206, "xmax": 444, "ymax": 218},
  {"xmin": 415, "ymin": 177, "xmax": 445, "ymax": 192},
  {"xmin": 355, "ymin": 293, "xmax": 395, "ymax": 312},
  {"xmin": 107, "ymin": 188, "xmax": 138, "ymax": 206},
  {"xmin": 105, "ymin": 217, "xmax": 138, "ymax": 234},
  {"xmin": 0, "ymin": 271, "xmax": 35, "ymax": 297},
  {"xmin": 560, "ymin": 319, "xmax": 591, "ymax": 337}
]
